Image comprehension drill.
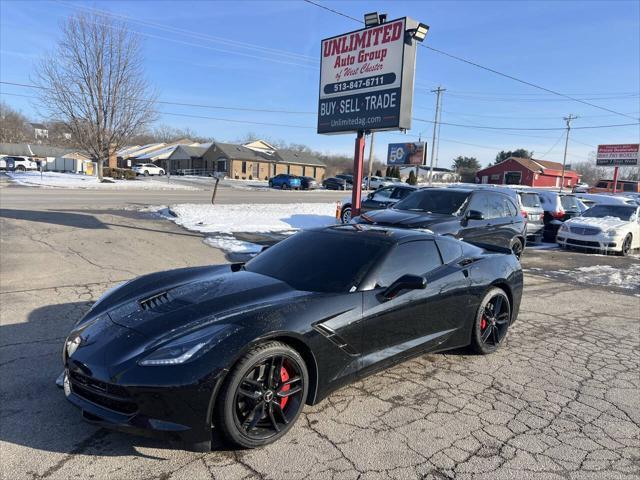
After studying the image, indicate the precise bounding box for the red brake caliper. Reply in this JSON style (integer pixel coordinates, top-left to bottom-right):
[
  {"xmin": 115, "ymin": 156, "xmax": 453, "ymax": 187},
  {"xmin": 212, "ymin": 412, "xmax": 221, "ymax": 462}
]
[
  {"xmin": 480, "ymin": 317, "xmax": 487, "ymax": 330},
  {"xmin": 279, "ymin": 366, "xmax": 290, "ymax": 409}
]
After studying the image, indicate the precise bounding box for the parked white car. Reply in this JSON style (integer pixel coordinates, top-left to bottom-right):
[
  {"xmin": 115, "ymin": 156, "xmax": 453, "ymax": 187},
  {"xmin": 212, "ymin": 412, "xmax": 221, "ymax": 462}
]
[
  {"xmin": 557, "ymin": 204, "xmax": 640, "ymax": 256},
  {"xmin": 574, "ymin": 193, "xmax": 636, "ymax": 209},
  {"xmin": 363, "ymin": 176, "xmax": 393, "ymax": 190},
  {"xmin": 0, "ymin": 155, "xmax": 38, "ymax": 171},
  {"xmin": 132, "ymin": 163, "xmax": 165, "ymax": 176}
]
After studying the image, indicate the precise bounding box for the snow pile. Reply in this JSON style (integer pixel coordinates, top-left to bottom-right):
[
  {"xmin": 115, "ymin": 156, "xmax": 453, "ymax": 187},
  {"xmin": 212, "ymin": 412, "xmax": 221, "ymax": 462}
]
[
  {"xmin": 7, "ymin": 171, "xmax": 199, "ymax": 190},
  {"xmin": 168, "ymin": 203, "xmax": 338, "ymax": 234},
  {"xmin": 573, "ymin": 265, "xmax": 640, "ymax": 290},
  {"xmin": 204, "ymin": 236, "xmax": 263, "ymax": 254}
]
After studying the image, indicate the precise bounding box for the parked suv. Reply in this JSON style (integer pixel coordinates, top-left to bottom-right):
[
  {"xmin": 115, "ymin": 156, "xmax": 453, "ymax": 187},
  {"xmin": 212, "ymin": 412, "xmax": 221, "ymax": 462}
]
[
  {"xmin": 340, "ymin": 184, "xmax": 417, "ymax": 223},
  {"xmin": 132, "ymin": 163, "xmax": 165, "ymax": 176},
  {"xmin": 533, "ymin": 190, "xmax": 582, "ymax": 241},
  {"xmin": 0, "ymin": 156, "xmax": 38, "ymax": 172},
  {"xmin": 516, "ymin": 190, "xmax": 544, "ymax": 243},
  {"xmin": 590, "ymin": 179, "xmax": 640, "ymax": 194},
  {"xmin": 353, "ymin": 187, "xmax": 527, "ymax": 257},
  {"xmin": 268, "ymin": 174, "xmax": 301, "ymax": 190}
]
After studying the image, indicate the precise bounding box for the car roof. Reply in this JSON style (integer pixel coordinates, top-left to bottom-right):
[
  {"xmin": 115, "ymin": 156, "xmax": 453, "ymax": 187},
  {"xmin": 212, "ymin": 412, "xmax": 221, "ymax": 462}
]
[{"xmin": 312, "ymin": 224, "xmax": 437, "ymax": 243}]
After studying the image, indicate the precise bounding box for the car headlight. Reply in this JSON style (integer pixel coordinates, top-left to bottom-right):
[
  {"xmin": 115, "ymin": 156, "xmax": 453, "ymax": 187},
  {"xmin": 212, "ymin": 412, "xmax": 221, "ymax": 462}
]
[
  {"xmin": 606, "ymin": 229, "xmax": 619, "ymax": 237},
  {"xmin": 139, "ymin": 324, "xmax": 231, "ymax": 366},
  {"xmin": 559, "ymin": 224, "xmax": 568, "ymax": 231}
]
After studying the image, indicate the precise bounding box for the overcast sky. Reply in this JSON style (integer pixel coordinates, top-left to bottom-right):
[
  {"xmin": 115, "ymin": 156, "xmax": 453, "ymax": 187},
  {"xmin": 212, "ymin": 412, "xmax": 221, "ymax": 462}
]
[{"xmin": 1, "ymin": 0, "xmax": 639, "ymax": 167}]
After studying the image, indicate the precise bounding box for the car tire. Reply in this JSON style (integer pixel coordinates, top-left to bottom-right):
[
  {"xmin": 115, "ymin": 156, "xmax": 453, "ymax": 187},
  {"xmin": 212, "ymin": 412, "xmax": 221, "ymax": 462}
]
[
  {"xmin": 511, "ymin": 238, "xmax": 524, "ymax": 259},
  {"xmin": 16, "ymin": 165, "xmax": 26, "ymax": 172},
  {"xmin": 144, "ymin": 170, "xmax": 149, "ymax": 176},
  {"xmin": 159, "ymin": 170, "xmax": 165, "ymax": 176},
  {"xmin": 341, "ymin": 206, "xmax": 352, "ymax": 224},
  {"xmin": 618, "ymin": 234, "xmax": 632, "ymax": 256},
  {"xmin": 214, "ymin": 341, "xmax": 308, "ymax": 449},
  {"xmin": 470, "ymin": 287, "xmax": 511, "ymax": 355}
]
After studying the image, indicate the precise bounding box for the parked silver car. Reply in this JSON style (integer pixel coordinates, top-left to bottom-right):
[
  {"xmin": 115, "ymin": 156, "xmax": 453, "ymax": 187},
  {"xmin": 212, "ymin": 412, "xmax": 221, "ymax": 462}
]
[{"xmin": 516, "ymin": 190, "xmax": 544, "ymax": 243}]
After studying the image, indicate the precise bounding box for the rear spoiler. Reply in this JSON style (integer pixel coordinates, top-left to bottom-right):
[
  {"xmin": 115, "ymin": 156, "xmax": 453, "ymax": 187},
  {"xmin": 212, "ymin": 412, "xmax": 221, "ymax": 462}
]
[{"xmin": 465, "ymin": 241, "xmax": 513, "ymax": 255}]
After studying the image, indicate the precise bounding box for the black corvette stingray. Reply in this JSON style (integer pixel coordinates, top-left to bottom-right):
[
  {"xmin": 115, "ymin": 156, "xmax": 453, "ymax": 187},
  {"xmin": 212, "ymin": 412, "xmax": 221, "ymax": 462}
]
[{"xmin": 60, "ymin": 225, "xmax": 522, "ymax": 450}]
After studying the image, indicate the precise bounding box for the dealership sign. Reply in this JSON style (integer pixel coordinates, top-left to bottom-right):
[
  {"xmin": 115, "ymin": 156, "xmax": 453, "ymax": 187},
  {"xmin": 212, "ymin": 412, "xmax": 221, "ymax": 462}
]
[
  {"xmin": 596, "ymin": 144, "xmax": 639, "ymax": 166},
  {"xmin": 318, "ymin": 18, "xmax": 419, "ymax": 134},
  {"xmin": 387, "ymin": 142, "xmax": 425, "ymax": 165}
]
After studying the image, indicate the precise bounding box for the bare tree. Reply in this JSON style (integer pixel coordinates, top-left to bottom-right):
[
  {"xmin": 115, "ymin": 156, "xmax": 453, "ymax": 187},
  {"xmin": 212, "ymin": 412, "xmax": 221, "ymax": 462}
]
[
  {"xmin": 34, "ymin": 12, "xmax": 157, "ymax": 179},
  {"xmin": 0, "ymin": 101, "xmax": 31, "ymax": 143}
]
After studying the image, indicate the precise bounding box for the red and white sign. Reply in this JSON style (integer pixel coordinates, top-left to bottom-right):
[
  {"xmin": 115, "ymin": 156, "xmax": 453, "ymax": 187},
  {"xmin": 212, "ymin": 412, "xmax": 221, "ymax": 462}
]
[{"xmin": 596, "ymin": 144, "xmax": 639, "ymax": 166}]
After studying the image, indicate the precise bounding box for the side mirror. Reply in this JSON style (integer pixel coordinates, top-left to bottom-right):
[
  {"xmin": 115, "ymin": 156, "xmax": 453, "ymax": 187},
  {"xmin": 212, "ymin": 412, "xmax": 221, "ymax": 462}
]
[
  {"xmin": 466, "ymin": 209, "xmax": 484, "ymax": 221},
  {"xmin": 381, "ymin": 274, "xmax": 427, "ymax": 301},
  {"xmin": 230, "ymin": 262, "xmax": 245, "ymax": 272}
]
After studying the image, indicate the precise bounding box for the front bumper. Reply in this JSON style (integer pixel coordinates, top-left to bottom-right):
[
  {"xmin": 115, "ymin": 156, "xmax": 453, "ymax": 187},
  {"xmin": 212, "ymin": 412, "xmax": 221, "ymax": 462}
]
[
  {"xmin": 556, "ymin": 232, "xmax": 621, "ymax": 252},
  {"xmin": 61, "ymin": 366, "xmax": 224, "ymax": 445}
]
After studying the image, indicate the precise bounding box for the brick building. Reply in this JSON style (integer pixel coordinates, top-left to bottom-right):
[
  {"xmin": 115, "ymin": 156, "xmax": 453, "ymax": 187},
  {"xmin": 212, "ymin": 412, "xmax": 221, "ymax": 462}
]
[{"xmin": 475, "ymin": 157, "xmax": 580, "ymax": 188}]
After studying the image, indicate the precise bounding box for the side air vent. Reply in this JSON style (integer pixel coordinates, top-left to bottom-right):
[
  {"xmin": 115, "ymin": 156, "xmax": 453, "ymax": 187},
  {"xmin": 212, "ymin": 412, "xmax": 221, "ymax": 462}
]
[
  {"xmin": 139, "ymin": 291, "xmax": 169, "ymax": 311},
  {"xmin": 313, "ymin": 324, "xmax": 358, "ymax": 356}
]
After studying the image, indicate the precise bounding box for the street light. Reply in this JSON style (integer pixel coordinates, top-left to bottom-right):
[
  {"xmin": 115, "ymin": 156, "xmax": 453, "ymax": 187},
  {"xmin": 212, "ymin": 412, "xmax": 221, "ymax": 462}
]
[
  {"xmin": 364, "ymin": 11, "xmax": 382, "ymax": 26},
  {"xmin": 405, "ymin": 23, "xmax": 430, "ymax": 43}
]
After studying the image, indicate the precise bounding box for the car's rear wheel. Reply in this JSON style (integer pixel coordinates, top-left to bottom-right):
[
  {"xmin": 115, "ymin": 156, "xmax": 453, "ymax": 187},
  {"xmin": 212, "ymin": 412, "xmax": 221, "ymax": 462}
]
[
  {"xmin": 143, "ymin": 170, "xmax": 149, "ymax": 176},
  {"xmin": 618, "ymin": 234, "xmax": 632, "ymax": 256},
  {"xmin": 470, "ymin": 287, "xmax": 511, "ymax": 355},
  {"xmin": 215, "ymin": 341, "xmax": 308, "ymax": 448},
  {"xmin": 511, "ymin": 238, "xmax": 524, "ymax": 259},
  {"xmin": 341, "ymin": 206, "xmax": 352, "ymax": 223},
  {"xmin": 16, "ymin": 165, "xmax": 25, "ymax": 172}
]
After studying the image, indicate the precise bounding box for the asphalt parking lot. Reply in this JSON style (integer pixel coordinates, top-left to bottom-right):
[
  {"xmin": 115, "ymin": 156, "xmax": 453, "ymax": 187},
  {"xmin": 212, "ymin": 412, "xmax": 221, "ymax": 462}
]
[{"xmin": 1, "ymin": 187, "xmax": 639, "ymax": 480}]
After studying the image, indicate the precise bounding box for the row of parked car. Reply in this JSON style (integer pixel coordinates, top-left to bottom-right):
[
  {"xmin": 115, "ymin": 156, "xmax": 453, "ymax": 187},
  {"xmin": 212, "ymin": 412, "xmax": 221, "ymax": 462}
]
[
  {"xmin": 340, "ymin": 183, "xmax": 640, "ymax": 257},
  {"xmin": 268, "ymin": 173, "xmax": 405, "ymax": 191}
]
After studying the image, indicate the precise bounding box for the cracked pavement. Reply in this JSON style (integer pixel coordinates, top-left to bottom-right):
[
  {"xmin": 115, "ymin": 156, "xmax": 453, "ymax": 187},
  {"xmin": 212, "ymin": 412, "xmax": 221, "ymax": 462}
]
[{"xmin": 1, "ymin": 190, "xmax": 639, "ymax": 480}]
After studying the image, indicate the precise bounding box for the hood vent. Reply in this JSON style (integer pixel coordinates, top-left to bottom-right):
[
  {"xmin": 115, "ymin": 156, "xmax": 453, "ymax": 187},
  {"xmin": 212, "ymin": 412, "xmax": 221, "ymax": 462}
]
[{"xmin": 139, "ymin": 291, "xmax": 169, "ymax": 311}]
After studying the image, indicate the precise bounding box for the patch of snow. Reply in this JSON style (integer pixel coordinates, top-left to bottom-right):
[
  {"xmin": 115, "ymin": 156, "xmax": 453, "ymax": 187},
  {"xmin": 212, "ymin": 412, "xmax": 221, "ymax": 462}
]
[
  {"xmin": 527, "ymin": 243, "xmax": 559, "ymax": 250},
  {"xmin": 167, "ymin": 203, "xmax": 338, "ymax": 234},
  {"xmin": 526, "ymin": 264, "xmax": 640, "ymax": 291},
  {"xmin": 7, "ymin": 171, "xmax": 199, "ymax": 190},
  {"xmin": 203, "ymin": 236, "xmax": 263, "ymax": 254}
]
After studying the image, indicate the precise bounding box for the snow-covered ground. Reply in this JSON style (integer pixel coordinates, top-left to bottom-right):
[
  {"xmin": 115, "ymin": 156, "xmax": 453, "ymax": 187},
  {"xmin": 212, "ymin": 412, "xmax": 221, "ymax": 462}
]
[
  {"xmin": 150, "ymin": 203, "xmax": 338, "ymax": 254},
  {"xmin": 525, "ymin": 264, "xmax": 640, "ymax": 291},
  {"xmin": 7, "ymin": 171, "xmax": 200, "ymax": 190},
  {"xmin": 167, "ymin": 203, "xmax": 337, "ymax": 234}
]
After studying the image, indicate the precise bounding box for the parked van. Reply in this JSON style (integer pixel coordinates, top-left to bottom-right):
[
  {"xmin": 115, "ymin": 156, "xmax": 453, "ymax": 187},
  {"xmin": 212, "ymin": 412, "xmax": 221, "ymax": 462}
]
[{"xmin": 589, "ymin": 179, "xmax": 640, "ymax": 194}]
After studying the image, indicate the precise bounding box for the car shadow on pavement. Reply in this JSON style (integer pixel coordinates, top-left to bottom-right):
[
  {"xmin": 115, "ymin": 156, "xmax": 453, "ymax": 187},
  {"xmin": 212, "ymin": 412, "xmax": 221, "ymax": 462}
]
[
  {"xmin": 0, "ymin": 208, "xmax": 108, "ymax": 229},
  {"xmin": 0, "ymin": 300, "xmax": 234, "ymax": 458}
]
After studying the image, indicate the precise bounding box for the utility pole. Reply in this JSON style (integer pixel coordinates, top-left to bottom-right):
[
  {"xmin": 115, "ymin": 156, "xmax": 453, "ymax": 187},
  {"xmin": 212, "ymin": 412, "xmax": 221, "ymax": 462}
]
[
  {"xmin": 366, "ymin": 132, "xmax": 375, "ymax": 190},
  {"xmin": 428, "ymin": 86, "xmax": 445, "ymax": 185},
  {"xmin": 559, "ymin": 114, "xmax": 577, "ymax": 192}
]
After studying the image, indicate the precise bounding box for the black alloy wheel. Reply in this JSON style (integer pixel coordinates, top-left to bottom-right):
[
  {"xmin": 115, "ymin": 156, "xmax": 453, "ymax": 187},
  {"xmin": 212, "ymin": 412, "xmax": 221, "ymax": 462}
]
[
  {"xmin": 471, "ymin": 288, "xmax": 511, "ymax": 354},
  {"xmin": 619, "ymin": 234, "xmax": 632, "ymax": 256},
  {"xmin": 511, "ymin": 239, "xmax": 524, "ymax": 259},
  {"xmin": 215, "ymin": 341, "xmax": 308, "ymax": 448},
  {"xmin": 143, "ymin": 170, "xmax": 149, "ymax": 176}
]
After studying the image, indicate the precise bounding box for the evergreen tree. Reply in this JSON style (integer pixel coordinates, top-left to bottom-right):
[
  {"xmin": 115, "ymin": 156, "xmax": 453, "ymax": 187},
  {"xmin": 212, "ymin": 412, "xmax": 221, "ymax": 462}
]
[{"xmin": 407, "ymin": 170, "xmax": 417, "ymax": 185}]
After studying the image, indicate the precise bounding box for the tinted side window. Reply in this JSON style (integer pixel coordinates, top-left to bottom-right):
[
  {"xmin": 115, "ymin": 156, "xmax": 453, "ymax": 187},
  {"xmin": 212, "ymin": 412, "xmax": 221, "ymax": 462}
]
[
  {"xmin": 596, "ymin": 181, "xmax": 608, "ymax": 188},
  {"xmin": 374, "ymin": 187, "xmax": 393, "ymax": 200},
  {"xmin": 485, "ymin": 194, "xmax": 505, "ymax": 219},
  {"xmin": 376, "ymin": 240, "xmax": 442, "ymax": 287},
  {"xmin": 504, "ymin": 198, "xmax": 518, "ymax": 217},
  {"xmin": 623, "ymin": 182, "xmax": 636, "ymax": 192},
  {"xmin": 391, "ymin": 188, "xmax": 411, "ymax": 200},
  {"xmin": 435, "ymin": 238, "xmax": 463, "ymax": 264},
  {"xmin": 467, "ymin": 192, "xmax": 490, "ymax": 216}
]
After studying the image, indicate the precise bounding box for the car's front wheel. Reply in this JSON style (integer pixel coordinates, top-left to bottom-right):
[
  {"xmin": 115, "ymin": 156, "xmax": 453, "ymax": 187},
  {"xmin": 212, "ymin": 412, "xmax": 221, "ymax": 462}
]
[
  {"xmin": 618, "ymin": 234, "xmax": 632, "ymax": 256},
  {"xmin": 143, "ymin": 170, "xmax": 149, "ymax": 176},
  {"xmin": 215, "ymin": 341, "xmax": 308, "ymax": 448},
  {"xmin": 470, "ymin": 287, "xmax": 511, "ymax": 355},
  {"xmin": 341, "ymin": 206, "xmax": 352, "ymax": 224}
]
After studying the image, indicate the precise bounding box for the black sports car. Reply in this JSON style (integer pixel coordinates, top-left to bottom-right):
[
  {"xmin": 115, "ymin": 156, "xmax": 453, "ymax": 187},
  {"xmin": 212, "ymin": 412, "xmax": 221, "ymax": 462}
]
[
  {"xmin": 354, "ymin": 187, "xmax": 527, "ymax": 257},
  {"xmin": 60, "ymin": 225, "xmax": 522, "ymax": 450}
]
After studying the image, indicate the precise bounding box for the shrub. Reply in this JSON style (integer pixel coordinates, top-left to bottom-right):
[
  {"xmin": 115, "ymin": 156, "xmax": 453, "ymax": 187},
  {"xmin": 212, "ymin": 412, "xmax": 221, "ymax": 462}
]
[
  {"xmin": 249, "ymin": 174, "xmax": 253, "ymax": 180},
  {"xmin": 407, "ymin": 170, "xmax": 417, "ymax": 185}
]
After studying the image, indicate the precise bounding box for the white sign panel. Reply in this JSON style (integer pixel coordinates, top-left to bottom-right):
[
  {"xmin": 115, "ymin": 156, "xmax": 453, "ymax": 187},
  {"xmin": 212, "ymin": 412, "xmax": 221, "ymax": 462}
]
[{"xmin": 596, "ymin": 144, "xmax": 639, "ymax": 166}]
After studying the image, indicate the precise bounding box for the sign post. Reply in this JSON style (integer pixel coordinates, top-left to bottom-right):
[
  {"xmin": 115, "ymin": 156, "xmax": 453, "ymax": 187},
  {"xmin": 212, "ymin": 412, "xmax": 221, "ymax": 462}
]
[
  {"xmin": 596, "ymin": 144, "xmax": 639, "ymax": 193},
  {"xmin": 317, "ymin": 14, "xmax": 426, "ymax": 216}
]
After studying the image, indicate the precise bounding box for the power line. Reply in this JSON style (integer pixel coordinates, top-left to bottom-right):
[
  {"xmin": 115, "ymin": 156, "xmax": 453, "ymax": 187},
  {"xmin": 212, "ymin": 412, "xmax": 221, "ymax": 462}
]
[
  {"xmin": 539, "ymin": 132, "xmax": 567, "ymax": 158},
  {"xmin": 2, "ymin": 82, "xmax": 637, "ymax": 132},
  {"xmin": 301, "ymin": 0, "xmax": 640, "ymax": 122}
]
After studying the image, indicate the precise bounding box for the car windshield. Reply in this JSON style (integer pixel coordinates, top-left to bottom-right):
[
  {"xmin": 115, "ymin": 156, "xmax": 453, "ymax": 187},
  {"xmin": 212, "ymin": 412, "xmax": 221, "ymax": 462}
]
[
  {"xmin": 244, "ymin": 230, "xmax": 389, "ymax": 293},
  {"xmin": 582, "ymin": 205, "xmax": 636, "ymax": 221},
  {"xmin": 520, "ymin": 193, "xmax": 541, "ymax": 208},
  {"xmin": 393, "ymin": 190, "xmax": 470, "ymax": 215},
  {"xmin": 560, "ymin": 195, "xmax": 580, "ymax": 211}
]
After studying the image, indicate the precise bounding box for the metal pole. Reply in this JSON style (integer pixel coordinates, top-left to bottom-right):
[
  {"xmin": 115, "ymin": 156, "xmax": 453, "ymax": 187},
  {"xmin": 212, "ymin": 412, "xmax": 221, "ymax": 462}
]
[
  {"xmin": 612, "ymin": 166, "xmax": 620, "ymax": 193},
  {"xmin": 351, "ymin": 130, "xmax": 366, "ymax": 217},
  {"xmin": 428, "ymin": 86, "xmax": 445, "ymax": 185},
  {"xmin": 416, "ymin": 134, "xmax": 421, "ymax": 182},
  {"xmin": 559, "ymin": 114, "xmax": 577, "ymax": 192},
  {"xmin": 366, "ymin": 132, "xmax": 375, "ymax": 190},
  {"xmin": 211, "ymin": 176, "xmax": 220, "ymax": 204}
]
